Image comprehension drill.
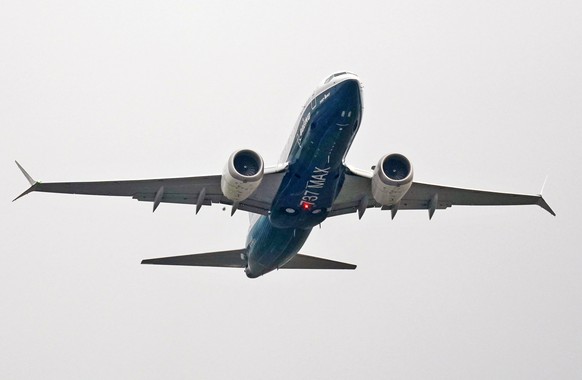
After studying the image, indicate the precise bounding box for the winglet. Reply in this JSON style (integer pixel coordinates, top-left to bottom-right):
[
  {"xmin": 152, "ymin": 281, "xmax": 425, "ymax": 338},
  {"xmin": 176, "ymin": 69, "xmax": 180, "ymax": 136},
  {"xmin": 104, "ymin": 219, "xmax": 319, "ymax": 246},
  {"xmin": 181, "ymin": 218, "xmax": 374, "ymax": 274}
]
[
  {"xmin": 15, "ymin": 161, "xmax": 36, "ymax": 186},
  {"xmin": 537, "ymin": 176, "xmax": 555, "ymax": 216},
  {"xmin": 13, "ymin": 161, "xmax": 39, "ymax": 202},
  {"xmin": 537, "ymin": 196, "xmax": 556, "ymax": 216},
  {"xmin": 540, "ymin": 175, "xmax": 549, "ymax": 196}
]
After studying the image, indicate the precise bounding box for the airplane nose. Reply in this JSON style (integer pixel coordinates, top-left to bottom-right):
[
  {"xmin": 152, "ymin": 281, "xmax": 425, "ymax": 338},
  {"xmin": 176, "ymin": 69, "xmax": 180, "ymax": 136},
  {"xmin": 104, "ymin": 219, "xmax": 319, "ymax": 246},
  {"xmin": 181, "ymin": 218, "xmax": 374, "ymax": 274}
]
[
  {"xmin": 334, "ymin": 79, "xmax": 361, "ymax": 99},
  {"xmin": 333, "ymin": 78, "xmax": 362, "ymax": 108}
]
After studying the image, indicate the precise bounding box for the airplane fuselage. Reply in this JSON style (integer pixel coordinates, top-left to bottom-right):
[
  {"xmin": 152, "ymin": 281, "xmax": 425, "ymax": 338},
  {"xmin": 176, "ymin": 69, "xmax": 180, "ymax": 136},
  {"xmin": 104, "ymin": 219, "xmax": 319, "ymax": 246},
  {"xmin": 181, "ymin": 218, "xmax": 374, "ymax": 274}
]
[{"xmin": 245, "ymin": 73, "xmax": 363, "ymax": 278}]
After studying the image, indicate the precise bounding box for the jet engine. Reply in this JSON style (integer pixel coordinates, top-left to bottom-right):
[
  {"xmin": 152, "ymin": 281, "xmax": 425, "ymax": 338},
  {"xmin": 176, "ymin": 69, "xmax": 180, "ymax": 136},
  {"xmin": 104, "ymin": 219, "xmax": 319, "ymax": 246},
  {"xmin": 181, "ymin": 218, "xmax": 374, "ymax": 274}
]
[
  {"xmin": 371, "ymin": 153, "xmax": 413, "ymax": 206},
  {"xmin": 221, "ymin": 149, "xmax": 264, "ymax": 202}
]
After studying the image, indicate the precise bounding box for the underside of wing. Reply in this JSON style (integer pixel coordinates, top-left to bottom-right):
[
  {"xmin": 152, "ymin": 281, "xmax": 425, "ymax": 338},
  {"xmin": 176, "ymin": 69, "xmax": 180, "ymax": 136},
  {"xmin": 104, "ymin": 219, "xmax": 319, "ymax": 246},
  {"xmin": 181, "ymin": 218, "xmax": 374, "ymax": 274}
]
[
  {"xmin": 329, "ymin": 166, "xmax": 555, "ymax": 218},
  {"xmin": 402, "ymin": 182, "xmax": 555, "ymax": 215},
  {"xmin": 13, "ymin": 162, "xmax": 286, "ymax": 215}
]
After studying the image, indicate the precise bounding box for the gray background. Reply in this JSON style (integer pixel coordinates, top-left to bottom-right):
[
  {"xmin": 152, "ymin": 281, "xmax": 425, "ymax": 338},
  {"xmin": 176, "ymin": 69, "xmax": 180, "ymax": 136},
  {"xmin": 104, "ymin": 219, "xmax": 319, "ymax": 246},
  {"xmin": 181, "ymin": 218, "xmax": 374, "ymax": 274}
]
[{"xmin": 2, "ymin": 1, "xmax": 580, "ymax": 379}]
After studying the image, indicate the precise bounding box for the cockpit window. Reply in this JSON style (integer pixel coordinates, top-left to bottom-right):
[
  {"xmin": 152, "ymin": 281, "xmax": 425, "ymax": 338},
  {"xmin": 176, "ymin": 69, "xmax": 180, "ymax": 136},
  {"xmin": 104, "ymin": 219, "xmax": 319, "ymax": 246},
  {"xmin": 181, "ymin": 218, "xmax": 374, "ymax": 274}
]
[{"xmin": 324, "ymin": 72, "xmax": 349, "ymax": 84}]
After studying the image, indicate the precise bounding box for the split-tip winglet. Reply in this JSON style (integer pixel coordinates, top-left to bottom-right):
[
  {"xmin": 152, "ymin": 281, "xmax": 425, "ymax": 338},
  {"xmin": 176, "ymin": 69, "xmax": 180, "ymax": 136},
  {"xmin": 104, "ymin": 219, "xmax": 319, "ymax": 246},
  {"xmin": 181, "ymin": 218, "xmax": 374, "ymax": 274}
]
[
  {"xmin": 15, "ymin": 161, "xmax": 36, "ymax": 186},
  {"xmin": 13, "ymin": 161, "xmax": 38, "ymax": 202},
  {"xmin": 537, "ymin": 176, "xmax": 555, "ymax": 216},
  {"xmin": 537, "ymin": 196, "xmax": 556, "ymax": 216}
]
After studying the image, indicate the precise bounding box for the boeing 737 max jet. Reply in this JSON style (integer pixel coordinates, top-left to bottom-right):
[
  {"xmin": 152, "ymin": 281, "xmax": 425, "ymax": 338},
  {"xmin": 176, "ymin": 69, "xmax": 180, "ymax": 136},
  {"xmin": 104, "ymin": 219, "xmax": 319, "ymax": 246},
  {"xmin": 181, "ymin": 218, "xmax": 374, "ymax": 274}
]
[{"xmin": 14, "ymin": 72, "xmax": 555, "ymax": 278}]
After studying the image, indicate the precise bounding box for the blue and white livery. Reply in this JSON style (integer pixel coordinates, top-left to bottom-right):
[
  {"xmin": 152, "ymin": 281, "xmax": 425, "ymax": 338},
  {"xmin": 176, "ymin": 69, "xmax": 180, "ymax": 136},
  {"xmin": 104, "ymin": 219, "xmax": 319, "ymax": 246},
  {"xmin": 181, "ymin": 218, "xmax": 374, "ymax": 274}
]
[{"xmin": 15, "ymin": 72, "xmax": 555, "ymax": 278}]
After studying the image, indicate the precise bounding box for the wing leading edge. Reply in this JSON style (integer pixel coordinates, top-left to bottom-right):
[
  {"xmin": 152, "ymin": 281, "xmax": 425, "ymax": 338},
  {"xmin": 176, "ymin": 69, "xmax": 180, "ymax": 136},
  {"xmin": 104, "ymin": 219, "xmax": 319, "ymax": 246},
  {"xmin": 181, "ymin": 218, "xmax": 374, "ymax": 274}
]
[{"xmin": 330, "ymin": 166, "xmax": 555, "ymax": 218}]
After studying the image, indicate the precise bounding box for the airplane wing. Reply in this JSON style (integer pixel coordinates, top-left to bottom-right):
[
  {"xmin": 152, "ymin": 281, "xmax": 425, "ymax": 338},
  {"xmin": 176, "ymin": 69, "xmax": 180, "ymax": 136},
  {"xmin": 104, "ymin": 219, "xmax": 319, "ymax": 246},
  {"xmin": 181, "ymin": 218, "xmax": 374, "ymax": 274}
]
[
  {"xmin": 329, "ymin": 166, "xmax": 555, "ymax": 218},
  {"xmin": 13, "ymin": 161, "xmax": 286, "ymax": 215}
]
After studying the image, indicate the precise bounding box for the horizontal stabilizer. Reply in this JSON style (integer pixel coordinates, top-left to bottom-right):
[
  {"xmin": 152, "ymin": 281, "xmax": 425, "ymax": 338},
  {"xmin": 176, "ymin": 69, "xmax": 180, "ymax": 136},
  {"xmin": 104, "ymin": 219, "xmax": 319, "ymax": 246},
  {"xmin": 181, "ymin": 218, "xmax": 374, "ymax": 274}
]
[
  {"xmin": 141, "ymin": 249, "xmax": 247, "ymax": 268},
  {"xmin": 282, "ymin": 254, "xmax": 356, "ymax": 270},
  {"xmin": 141, "ymin": 250, "xmax": 356, "ymax": 271}
]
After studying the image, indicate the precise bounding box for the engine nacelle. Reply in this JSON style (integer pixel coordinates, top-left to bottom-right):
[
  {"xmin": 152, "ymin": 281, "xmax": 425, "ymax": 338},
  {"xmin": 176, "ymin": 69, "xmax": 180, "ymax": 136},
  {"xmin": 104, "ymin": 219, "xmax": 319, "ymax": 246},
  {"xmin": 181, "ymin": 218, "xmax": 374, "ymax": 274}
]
[
  {"xmin": 221, "ymin": 149, "xmax": 264, "ymax": 202},
  {"xmin": 371, "ymin": 153, "xmax": 414, "ymax": 206}
]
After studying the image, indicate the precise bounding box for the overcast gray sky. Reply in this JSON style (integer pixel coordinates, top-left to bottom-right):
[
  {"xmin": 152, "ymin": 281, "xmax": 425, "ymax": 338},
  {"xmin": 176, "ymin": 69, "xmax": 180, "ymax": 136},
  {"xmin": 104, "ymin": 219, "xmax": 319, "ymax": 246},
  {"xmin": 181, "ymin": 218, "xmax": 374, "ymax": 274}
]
[{"xmin": 2, "ymin": 1, "xmax": 581, "ymax": 379}]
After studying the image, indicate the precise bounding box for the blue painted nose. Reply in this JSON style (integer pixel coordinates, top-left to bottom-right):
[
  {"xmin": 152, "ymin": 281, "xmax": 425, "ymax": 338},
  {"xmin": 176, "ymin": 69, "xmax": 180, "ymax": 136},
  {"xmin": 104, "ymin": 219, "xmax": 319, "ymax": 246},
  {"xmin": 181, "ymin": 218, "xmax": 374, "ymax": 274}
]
[
  {"xmin": 331, "ymin": 80, "xmax": 362, "ymax": 118},
  {"xmin": 336, "ymin": 78, "xmax": 359, "ymax": 91}
]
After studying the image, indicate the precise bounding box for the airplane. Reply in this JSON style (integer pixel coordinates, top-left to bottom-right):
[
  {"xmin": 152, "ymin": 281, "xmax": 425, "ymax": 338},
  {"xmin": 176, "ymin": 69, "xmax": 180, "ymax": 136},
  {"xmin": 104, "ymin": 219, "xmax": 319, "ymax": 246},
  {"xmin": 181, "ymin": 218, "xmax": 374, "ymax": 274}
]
[{"xmin": 14, "ymin": 72, "xmax": 555, "ymax": 278}]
